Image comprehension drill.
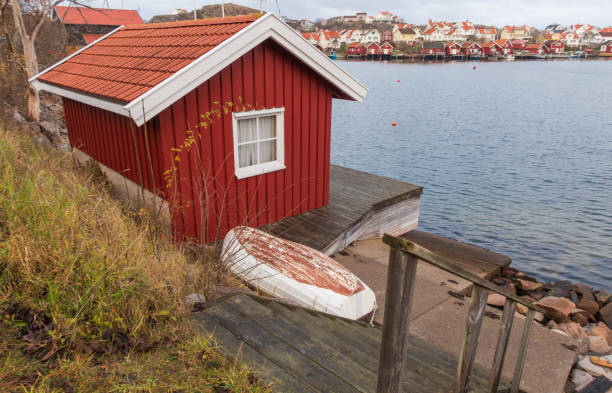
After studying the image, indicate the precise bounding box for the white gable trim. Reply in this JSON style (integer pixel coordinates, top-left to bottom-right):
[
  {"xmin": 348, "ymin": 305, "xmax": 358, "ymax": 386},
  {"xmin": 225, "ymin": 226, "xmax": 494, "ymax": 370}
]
[
  {"xmin": 32, "ymin": 13, "xmax": 367, "ymax": 127},
  {"xmin": 30, "ymin": 79, "xmax": 130, "ymax": 117}
]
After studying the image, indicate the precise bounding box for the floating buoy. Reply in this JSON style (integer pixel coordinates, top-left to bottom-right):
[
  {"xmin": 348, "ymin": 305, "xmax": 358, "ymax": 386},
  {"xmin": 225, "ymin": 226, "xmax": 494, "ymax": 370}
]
[
  {"xmin": 391, "ymin": 121, "xmax": 397, "ymax": 127},
  {"xmin": 473, "ymin": 65, "xmax": 476, "ymax": 70}
]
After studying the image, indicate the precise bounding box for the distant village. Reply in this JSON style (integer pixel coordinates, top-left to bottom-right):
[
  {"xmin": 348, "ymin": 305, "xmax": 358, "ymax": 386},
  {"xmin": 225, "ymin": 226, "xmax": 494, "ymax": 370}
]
[{"xmin": 285, "ymin": 11, "xmax": 612, "ymax": 59}]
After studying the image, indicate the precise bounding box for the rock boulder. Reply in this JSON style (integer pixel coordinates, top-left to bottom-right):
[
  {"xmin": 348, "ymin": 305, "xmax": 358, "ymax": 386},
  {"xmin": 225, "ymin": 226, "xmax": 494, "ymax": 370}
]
[
  {"xmin": 487, "ymin": 293, "xmax": 506, "ymax": 307},
  {"xmin": 599, "ymin": 302, "xmax": 612, "ymax": 327},
  {"xmin": 594, "ymin": 290, "xmax": 611, "ymax": 307},
  {"xmin": 537, "ymin": 296, "xmax": 575, "ymax": 323},
  {"xmin": 517, "ymin": 279, "xmax": 542, "ymax": 292},
  {"xmin": 578, "ymin": 298, "xmax": 600, "ymax": 315},
  {"xmin": 556, "ymin": 322, "xmax": 589, "ymax": 340}
]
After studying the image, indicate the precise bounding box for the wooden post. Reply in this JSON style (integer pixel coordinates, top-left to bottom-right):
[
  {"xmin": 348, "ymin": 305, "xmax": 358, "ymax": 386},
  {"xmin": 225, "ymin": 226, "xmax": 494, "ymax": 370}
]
[
  {"xmin": 376, "ymin": 248, "xmax": 419, "ymax": 393},
  {"xmin": 488, "ymin": 299, "xmax": 517, "ymax": 393},
  {"xmin": 511, "ymin": 309, "xmax": 535, "ymax": 393},
  {"xmin": 456, "ymin": 285, "xmax": 489, "ymax": 393}
]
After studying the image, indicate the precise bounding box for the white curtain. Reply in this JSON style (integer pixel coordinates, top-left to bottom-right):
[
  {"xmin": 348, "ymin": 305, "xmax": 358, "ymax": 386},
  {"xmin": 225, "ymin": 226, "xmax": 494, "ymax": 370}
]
[
  {"xmin": 238, "ymin": 118, "xmax": 257, "ymax": 168},
  {"xmin": 258, "ymin": 115, "xmax": 276, "ymax": 163},
  {"xmin": 237, "ymin": 115, "xmax": 277, "ymax": 168},
  {"xmin": 259, "ymin": 140, "xmax": 276, "ymax": 162}
]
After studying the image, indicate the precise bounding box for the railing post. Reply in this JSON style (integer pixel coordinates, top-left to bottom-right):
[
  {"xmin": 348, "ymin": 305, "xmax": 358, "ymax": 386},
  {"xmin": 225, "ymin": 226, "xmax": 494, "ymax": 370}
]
[
  {"xmin": 488, "ymin": 299, "xmax": 517, "ymax": 393},
  {"xmin": 456, "ymin": 285, "xmax": 489, "ymax": 393},
  {"xmin": 376, "ymin": 247, "xmax": 419, "ymax": 393},
  {"xmin": 511, "ymin": 309, "xmax": 535, "ymax": 393}
]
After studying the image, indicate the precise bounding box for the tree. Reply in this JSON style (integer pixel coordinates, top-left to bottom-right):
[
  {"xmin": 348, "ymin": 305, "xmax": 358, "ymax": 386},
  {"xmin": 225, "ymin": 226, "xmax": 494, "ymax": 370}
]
[{"xmin": 1, "ymin": 0, "xmax": 77, "ymax": 121}]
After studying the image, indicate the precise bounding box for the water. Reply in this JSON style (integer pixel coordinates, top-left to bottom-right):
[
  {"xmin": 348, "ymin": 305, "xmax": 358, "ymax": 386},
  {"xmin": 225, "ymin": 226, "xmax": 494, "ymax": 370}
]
[{"xmin": 331, "ymin": 60, "xmax": 612, "ymax": 292}]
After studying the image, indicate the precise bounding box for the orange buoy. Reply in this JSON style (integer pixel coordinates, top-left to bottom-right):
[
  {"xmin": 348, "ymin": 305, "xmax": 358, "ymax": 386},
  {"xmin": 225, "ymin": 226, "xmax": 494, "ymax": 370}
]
[
  {"xmin": 391, "ymin": 121, "xmax": 397, "ymax": 127},
  {"xmin": 473, "ymin": 65, "xmax": 476, "ymax": 70},
  {"xmin": 396, "ymin": 79, "xmax": 400, "ymax": 82}
]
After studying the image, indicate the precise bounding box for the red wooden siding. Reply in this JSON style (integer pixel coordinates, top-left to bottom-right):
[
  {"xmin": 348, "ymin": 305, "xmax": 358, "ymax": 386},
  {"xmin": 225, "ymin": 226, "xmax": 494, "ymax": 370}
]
[
  {"xmin": 61, "ymin": 39, "xmax": 336, "ymax": 244},
  {"xmin": 159, "ymin": 41, "xmax": 332, "ymax": 241},
  {"xmin": 63, "ymin": 97, "xmax": 166, "ymax": 197}
]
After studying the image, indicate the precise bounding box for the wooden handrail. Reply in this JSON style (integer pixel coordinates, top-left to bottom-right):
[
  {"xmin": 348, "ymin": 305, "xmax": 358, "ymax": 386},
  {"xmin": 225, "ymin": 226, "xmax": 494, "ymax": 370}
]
[{"xmin": 382, "ymin": 234, "xmax": 544, "ymax": 313}]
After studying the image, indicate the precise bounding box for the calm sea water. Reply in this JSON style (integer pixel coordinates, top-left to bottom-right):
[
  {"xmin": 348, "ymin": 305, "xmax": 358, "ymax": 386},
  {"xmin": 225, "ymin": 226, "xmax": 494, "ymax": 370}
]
[{"xmin": 331, "ymin": 60, "xmax": 612, "ymax": 292}]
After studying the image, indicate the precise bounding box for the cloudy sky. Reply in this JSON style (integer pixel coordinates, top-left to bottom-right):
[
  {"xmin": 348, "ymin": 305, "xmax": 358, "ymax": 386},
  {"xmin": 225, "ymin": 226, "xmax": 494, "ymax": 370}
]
[{"xmin": 90, "ymin": 0, "xmax": 612, "ymax": 28}]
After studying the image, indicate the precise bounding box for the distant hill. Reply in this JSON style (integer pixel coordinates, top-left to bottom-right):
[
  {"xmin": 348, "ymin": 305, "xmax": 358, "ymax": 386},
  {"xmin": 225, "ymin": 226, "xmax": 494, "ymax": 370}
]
[{"xmin": 149, "ymin": 3, "xmax": 259, "ymax": 23}]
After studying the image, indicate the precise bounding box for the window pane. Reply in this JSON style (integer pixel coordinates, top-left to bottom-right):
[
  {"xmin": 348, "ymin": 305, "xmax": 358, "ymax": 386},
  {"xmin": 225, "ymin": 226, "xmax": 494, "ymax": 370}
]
[
  {"xmin": 238, "ymin": 143, "xmax": 258, "ymax": 168},
  {"xmin": 258, "ymin": 115, "xmax": 276, "ymax": 139},
  {"xmin": 237, "ymin": 118, "xmax": 257, "ymax": 143},
  {"xmin": 259, "ymin": 140, "xmax": 276, "ymax": 163}
]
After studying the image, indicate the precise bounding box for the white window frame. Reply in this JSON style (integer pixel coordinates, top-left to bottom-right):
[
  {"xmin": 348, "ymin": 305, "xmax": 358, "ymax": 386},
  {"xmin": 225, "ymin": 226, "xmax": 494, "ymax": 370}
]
[{"xmin": 232, "ymin": 107, "xmax": 285, "ymax": 179}]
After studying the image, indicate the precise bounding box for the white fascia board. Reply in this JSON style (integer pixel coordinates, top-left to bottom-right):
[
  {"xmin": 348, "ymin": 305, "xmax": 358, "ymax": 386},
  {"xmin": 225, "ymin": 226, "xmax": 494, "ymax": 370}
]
[
  {"xmin": 125, "ymin": 13, "xmax": 367, "ymax": 126},
  {"xmin": 29, "ymin": 26, "xmax": 123, "ymax": 83},
  {"xmin": 31, "ymin": 80, "xmax": 130, "ymax": 118}
]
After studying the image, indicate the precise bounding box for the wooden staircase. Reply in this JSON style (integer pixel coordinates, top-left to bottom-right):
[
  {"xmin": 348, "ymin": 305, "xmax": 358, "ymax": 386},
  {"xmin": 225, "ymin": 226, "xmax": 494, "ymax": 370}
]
[{"xmin": 192, "ymin": 292, "xmax": 512, "ymax": 392}]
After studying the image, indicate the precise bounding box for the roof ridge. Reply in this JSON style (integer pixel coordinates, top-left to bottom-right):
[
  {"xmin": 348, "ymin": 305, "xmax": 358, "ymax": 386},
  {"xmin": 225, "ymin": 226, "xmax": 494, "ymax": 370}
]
[{"xmin": 122, "ymin": 14, "xmax": 261, "ymax": 30}]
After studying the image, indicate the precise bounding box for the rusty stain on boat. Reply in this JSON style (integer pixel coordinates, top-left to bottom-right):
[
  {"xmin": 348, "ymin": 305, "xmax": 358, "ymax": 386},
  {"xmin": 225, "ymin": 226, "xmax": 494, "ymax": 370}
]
[{"xmin": 234, "ymin": 227, "xmax": 365, "ymax": 296}]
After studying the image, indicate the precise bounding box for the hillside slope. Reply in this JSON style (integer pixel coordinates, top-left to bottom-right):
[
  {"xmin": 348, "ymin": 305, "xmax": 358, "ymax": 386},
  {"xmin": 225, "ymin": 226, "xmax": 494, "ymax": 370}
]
[
  {"xmin": 0, "ymin": 120, "xmax": 267, "ymax": 392},
  {"xmin": 149, "ymin": 3, "xmax": 259, "ymax": 23}
]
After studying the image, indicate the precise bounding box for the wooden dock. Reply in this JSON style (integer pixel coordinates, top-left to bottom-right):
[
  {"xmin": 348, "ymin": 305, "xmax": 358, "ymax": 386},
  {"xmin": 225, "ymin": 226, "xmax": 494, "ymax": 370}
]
[
  {"xmin": 264, "ymin": 165, "xmax": 422, "ymax": 256},
  {"xmin": 192, "ymin": 292, "xmax": 511, "ymax": 393}
]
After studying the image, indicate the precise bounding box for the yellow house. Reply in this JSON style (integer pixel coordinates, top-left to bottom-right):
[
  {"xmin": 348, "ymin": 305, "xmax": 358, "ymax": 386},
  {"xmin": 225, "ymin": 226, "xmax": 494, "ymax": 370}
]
[
  {"xmin": 393, "ymin": 24, "xmax": 418, "ymax": 43},
  {"xmin": 500, "ymin": 25, "xmax": 531, "ymax": 40}
]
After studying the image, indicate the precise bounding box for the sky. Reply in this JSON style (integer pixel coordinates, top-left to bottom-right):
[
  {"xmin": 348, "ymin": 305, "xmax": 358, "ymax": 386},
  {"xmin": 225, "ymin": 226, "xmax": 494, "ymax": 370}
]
[{"xmin": 89, "ymin": 0, "xmax": 612, "ymax": 28}]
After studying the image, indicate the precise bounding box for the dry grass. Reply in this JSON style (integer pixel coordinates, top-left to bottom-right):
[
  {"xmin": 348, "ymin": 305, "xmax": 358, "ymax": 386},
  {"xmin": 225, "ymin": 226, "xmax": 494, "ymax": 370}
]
[{"xmin": 0, "ymin": 122, "xmax": 269, "ymax": 392}]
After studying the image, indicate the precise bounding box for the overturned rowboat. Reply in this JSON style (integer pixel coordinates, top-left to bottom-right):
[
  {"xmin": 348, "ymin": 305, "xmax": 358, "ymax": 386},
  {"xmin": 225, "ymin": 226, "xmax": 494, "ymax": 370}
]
[{"xmin": 222, "ymin": 226, "xmax": 376, "ymax": 320}]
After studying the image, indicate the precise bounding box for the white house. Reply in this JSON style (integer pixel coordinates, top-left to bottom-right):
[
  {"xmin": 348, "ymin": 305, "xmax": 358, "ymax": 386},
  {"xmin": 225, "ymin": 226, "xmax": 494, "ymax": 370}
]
[
  {"xmin": 455, "ymin": 21, "xmax": 475, "ymax": 37},
  {"xmin": 342, "ymin": 29, "xmax": 363, "ymax": 44},
  {"xmin": 319, "ymin": 30, "xmax": 341, "ymax": 49},
  {"xmin": 360, "ymin": 29, "xmax": 381, "ymax": 44},
  {"xmin": 476, "ymin": 28, "xmax": 497, "ymax": 42},
  {"xmin": 561, "ymin": 31, "xmax": 580, "ymax": 46},
  {"xmin": 374, "ymin": 11, "xmax": 400, "ymax": 23},
  {"xmin": 422, "ymin": 26, "xmax": 447, "ymax": 41},
  {"xmin": 300, "ymin": 19, "xmax": 315, "ymax": 31}
]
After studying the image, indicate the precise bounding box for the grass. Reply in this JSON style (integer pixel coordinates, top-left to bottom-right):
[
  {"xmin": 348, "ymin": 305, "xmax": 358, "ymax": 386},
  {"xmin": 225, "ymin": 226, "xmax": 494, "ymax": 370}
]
[{"xmin": 0, "ymin": 122, "xmax": 269, "ymax": 393}]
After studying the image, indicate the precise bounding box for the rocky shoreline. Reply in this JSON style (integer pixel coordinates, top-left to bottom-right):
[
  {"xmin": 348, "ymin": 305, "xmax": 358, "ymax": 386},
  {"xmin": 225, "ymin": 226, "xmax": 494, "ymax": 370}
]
[{"xmin": 487, "ymin": 267, "xmax": 612, "ymax": 391}]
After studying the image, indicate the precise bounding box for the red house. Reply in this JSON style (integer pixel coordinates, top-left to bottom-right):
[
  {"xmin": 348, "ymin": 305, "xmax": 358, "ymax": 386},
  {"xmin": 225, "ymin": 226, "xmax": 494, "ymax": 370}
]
[
  {"xmin": 461, "ymin": 41, "xmax": 482, "ymax": 56},
  {"xmin": 31, "ymin": 14, "xmax": 367, "ymax": 243},
  {"xmin": 54, "ymin": 6, "xmax": 143, "ymax": 46},
  {"xmin": 366, "ymin": 42, "xmax": 380, "ymax": 55},
  {"xmin": 602, "ymin": 41, "xmax": 612, "ymax": 54},
  {"xmin": 525, "ymin": 43, "xmax": 547, "ymax": 54},
  {"xmin": 445, "ymin": 42, "xmax": 462, "ymax": 56},
  {"xmin": 381, "ymin": 31, "xmax": 393, "ymax": 42},
  {"xmin": 422, "ymin": 42, "xmax": 445, "ymax": 56},
  {"xmin": 481, "ymin": 41, "xmax": 501, "ymax": 56},
  {"xmin": 495, "ymin": 39, "xmax": 513, "ymax": 55},
  {"xmin": 544, "ymin": 40, "xmax": 565, "ymax": 53},
  {"xmin": 346, "ymin": 42, "xmax": 366, "ymax": 56},
  {"xmin": 510, "ymin": 40, "xmax": 527, "ymax": 50},
  {"xmin": 380, "ymin": 42, "xmax": 393, "ymax": 55}
]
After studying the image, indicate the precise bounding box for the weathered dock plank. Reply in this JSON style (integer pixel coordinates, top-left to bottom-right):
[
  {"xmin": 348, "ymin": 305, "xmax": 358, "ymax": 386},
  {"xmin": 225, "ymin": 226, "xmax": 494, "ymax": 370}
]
[
  {"xmin": 192, "ymin": 293, "xmax": 509, "ymax": 393},
  {"xmin": 264, "ymin": 165, "xmax": 422, "ymax": 255}
]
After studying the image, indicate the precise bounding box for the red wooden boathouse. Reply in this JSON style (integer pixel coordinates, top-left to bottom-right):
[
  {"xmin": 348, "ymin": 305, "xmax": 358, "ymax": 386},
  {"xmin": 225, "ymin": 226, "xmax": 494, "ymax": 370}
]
[
  {"xmin": 544, "ymin": 40, "xmax": 565, "ymax": 53},
  {"xmin": 346, "ymin": 42, "xmax": 366, "ymax": 56},
  {"xmin": 31, "ymin": 14, "xmax": 367, "ymax": 243}
]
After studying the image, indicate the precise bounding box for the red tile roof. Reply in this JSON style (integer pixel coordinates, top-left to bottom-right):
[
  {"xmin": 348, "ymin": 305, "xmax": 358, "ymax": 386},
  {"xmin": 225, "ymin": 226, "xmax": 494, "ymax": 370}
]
[
  {"xmin": 38, "ymin": 15, "xmax": 259, "ymax": 103},
  {"xmin": 82, "ymin": 33, "xmax": 105, "ymax": 44},
  {"xmin": 54, "ymin": 6, "xmax": 143, "ymax": 26},
  {"xmin": 422, "ymin": 27, "xmax": 437, "ymax": 35}
]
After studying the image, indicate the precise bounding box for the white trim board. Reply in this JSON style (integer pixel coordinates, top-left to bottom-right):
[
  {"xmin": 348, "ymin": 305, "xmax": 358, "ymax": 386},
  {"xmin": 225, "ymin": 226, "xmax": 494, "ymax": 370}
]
[{"xmin": 31, "ymin": 13, "xmax": 368, "ymax": 127}]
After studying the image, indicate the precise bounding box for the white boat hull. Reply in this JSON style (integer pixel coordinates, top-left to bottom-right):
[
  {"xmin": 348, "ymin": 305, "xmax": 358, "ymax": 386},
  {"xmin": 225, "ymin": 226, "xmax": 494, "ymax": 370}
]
[{"xmin": 222, "ymin": 227, "xmax": 377, "ymax": 320}]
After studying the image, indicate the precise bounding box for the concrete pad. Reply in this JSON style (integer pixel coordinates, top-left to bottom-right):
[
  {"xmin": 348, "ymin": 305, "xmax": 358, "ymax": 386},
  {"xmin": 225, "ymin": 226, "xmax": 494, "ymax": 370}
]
[
  {"xmin": 409, "ymin": 297, "xmax": 577, "ymax": 393},
  {"xmin": 335, "ymin": 241, "xmax": 473, "ymax": 324}
]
